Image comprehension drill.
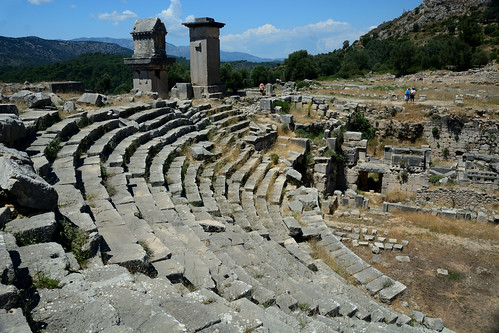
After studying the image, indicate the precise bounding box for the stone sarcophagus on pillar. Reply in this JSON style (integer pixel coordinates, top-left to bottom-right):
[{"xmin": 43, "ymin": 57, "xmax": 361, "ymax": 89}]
[
  {"xmin": 124, "ymin": 18, "xmax": 174, "ymax": 99},
  {"xmin": 182, "ymin": 17, "xmax": 226, "ymax": 99}
]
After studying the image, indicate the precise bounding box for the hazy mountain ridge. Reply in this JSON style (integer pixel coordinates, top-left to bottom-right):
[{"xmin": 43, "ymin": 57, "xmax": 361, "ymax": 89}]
[
  {"xmin": 71, "ymin": 37, "xmax": 277, "ymax": 63},
  {"xmin": 0, "ymin": 36, "xmax": 132, "ymax": 67}
]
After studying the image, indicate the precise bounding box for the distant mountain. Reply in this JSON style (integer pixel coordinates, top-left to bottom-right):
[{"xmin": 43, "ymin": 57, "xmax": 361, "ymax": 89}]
[
  {"xmin": 0, "ymin": 36, "xmax": 132, "ymax": 67},
  {"xmin": 71, "ymin": 37, "xmax": 278, "ymax": 63}
]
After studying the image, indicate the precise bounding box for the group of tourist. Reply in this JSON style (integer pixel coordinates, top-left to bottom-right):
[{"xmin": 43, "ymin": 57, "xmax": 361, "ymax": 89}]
[{"xmin": 404, "ymin": 87, "xmax": 417, "ymax": 103}]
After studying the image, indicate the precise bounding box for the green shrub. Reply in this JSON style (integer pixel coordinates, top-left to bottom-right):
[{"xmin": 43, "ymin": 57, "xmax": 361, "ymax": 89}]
[
  {"xmin": 59, "ymin": 219, "xmax": 90, "ymax": 268},
  {"xmin": 400, "ymin": 171, "xmax": 409, "ymax": 183},
  {"xmin": 429, "ymin": 175, "xmax": 444, "ymax": 185},
  {"xmin": 297, "ymin": 81, "xmax": 311, "ymax": 89},
  {"xmin": 33, "ymin": 271, "xmax": 60, "ymax": 289},
  {"xmin": 44, "ymin": 138, "xmax": 60, "ymax": 162},
  {"xmin": 442, "ymin": 147, "xmax": 450, "ymax": 159},
  {"xmin": 274, "ymin": 100, "xmax": 291, "ymax": 113},
  {"xmin": 270, "ymin": 153, "xmax": 279, "ymax": 165},
  {"xmin": 281, "ymin": 123, "xmax": 289, "ymax": 134},
  {"xmin": 349, "ymin": 112, "xmax": 375, "ymax": 140},
  {"xmin": 432, "ymin": 127, "xmax": 440, "ymax": 139}
]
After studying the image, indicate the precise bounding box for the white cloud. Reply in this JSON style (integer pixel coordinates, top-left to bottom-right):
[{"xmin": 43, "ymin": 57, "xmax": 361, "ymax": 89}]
[
  {"xmin": 98, "ymin": 10, "xmax": 138, "ymax": 24},
  {"xmin": 69, "ymin": 4, "xmax": 77, "ymax": 8},
  {"xmin": 221, "ymin": 19, "xmax": 366, "ymax": 58},
  {"xmin": 156, "ymin": 0, "xmax": 192, "ymax": 38},
  {"xmin": 27, "ymin": 0, "xmax": 53, "ymax": 4}
]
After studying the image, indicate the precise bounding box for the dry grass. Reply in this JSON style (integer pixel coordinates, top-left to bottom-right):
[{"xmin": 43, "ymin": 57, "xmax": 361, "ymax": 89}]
[
  {"xmin": 393, "ymin": 211, "xmax": 499, "ymax": 241},
  {"xmin": 266, "ymin": 141, "xmax": 305, "ymax": 161},
  {"xmin": 289, "ymin": 104, "xmax": 322, "ymax": 123},
  {"xmin": 308, "ymin": 240, "xmax": 358, "ymax": 285},
  {"xmin": 384, "ymin": 190, "xmax": 416, "ymax": 203}
]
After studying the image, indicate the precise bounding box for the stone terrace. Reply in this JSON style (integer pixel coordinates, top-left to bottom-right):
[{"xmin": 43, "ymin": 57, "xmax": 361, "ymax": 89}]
[{"xmin": 0, "ymin": 97, "xmax": 455, "ymax": 332}]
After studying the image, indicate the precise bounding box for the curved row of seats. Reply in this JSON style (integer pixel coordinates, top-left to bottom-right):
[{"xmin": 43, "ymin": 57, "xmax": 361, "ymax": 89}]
[{"xmin": 11, "ymin": 100, "xmax": 446, "ymax": 332}]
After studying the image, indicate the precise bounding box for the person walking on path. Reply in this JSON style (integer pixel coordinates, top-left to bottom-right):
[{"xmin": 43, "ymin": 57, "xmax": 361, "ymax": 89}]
[{"xmin": 404, "ymin": 88, "xmax": 410, "ymax": 103}]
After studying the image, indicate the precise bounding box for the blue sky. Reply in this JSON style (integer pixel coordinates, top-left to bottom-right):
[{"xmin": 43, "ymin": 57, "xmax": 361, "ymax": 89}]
[{"xmin": 1, "ymin": 0, "xmax": 422, "ymax": 58}]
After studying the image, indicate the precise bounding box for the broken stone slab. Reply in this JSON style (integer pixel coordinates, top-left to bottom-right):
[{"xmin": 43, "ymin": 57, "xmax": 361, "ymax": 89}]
[
  {"xmin": 190, "ymin": 145, "xmax": 214, "ymax": 160},
  {"xmin": 282, "ymin": 217, "xmax": 302, "ymax": 237},
  {"xmin": 5, "ymin": 212, "xmax": 57, "ymax": 244},
  {"xmin": 152, "ymin": 259, "xmax": 184, "ymax": 283},
  {"xmin": 287, "ymin": 200, "xmax": 303, "ymax": 213},
  {"xmin": 198, "ymin": 219, "xmax": 226, "ymax": 233},
  {"xmin": 77, "ymin": 93, "xmax": 108, "ymax": 107},
  {"xmin": 0, "ymin": 284, "xmax": 19, "ymax": 310},
  {"xmin": 0, "ymin": 104, "xmax": 19, "ymax": 116},
  {"xmin": 24, "ymin": 92, "xmax": 52, "ymax": 108},
  {"xmin": 437, "ymin": 268, "xmax": 448, "ymax": 276},
  {"xmin": 221, "ymin": 280, "xmax": 252, "ymax": 301},
  {"xmin": 378, "ymin": 281, "xmax": 407, "ymax": 303},
  {"xmin": 393, "ymin": 244, "xmax": 404, "ymax": 251},
  {"xmin": 0, "ymin": 114, "xmax": 27, "ymax": 147},
  {"xmin": 0, "ymin": 308, "xmax": 32, "ymax": 333},
  {"xmin": 366, "ymin": 276, "xmax": 394, "ymax": 295},
  {"xmin": 160, "ymin": 298, "xmax": 221, "ymax": 332},
  {"xmin": 285, "ymin": 168, "xmax": 302, "ymax": 182},
  {"xmin": 0, "ymin": 144, "xmax": 58, "ymax": 210},
  {"xmin": 0, "ymin": 234, "xmax": 14, "ymax": 284},
  {"xmin": 395, "ymin": 256, "xmax": 410, "ymax": 263},
  {"xmin": 374, "ymin": 242, "xmax": 384, "ymax": 250},
  {"xmin": 409, "ymin": 310, "xmax": 425, "ymax": 324},
  {"xmin": 17, "ymin": 242, "xmax": 69, "ymax": 283},
  {"xmin": 423, "ymin": 317, "xmax": 445, "ymax": 331},
  {"xmin": 384, "ymin": 243, "xmax": 393, "ymax": 251},
  {"xmin": 353, "ymin": 267, "xmax": 382, "ymax": 285},
  {"xmin": 0, "ymin": 208, "xmax": 11, "ymax": 229}
]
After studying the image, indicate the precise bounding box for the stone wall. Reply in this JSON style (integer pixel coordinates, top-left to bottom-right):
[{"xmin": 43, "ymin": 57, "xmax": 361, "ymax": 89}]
[
  {"xmin": 416, "ymin": 188, "xmax": 498, "ymax": 208},
  {"xmin": 425, "ymin": 115, "xmax": 498, "ymax": 160}
]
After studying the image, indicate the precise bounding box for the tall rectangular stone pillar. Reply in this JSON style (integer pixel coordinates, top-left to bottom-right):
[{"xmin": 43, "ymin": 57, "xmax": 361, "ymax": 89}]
[{"xmin": 183, "ymin": 17, "xmax": 226, "ymax": 99}]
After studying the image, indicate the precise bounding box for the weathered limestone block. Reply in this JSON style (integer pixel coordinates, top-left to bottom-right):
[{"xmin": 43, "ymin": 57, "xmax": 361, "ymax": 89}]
[
  {"xmin": 0, "ymin": 308, "xmax": 32, "ymax": 333},
  {"xmin": 25, "ymin": 92, "xmax": 52, "ymax": 108},
  {"xmin": 0, "ymin": 284, "xmax": 19, "ymax": 310},
  {"xmin": 17, "ymin": 242, "xmax": 69, "ymax": 282},
  {"xmin": 77, "ymin": 93, "xmax": 108, "ymax": 107},
  {"xmin": 0, "ymin": 114, "xmax": 27, "ymax": 146},
  {"xmin": 5, "ymin": 212, "xmax": 57, "ymax": 244},
  {"xmin": 198, "ymin": 219, "xmax": 226, "ymax": 233},
  {"xmin": 0, "ymin": 104, "xmax": 19, "ymax": 116},
  {"xmin": 0, "ymin": 144, "xmax": 58, "ymax": 210}
]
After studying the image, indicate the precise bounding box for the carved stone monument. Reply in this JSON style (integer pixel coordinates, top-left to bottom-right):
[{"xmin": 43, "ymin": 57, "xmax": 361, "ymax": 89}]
[
  {"xmin": 182, "ymin": 17, "xmax": 226, "ymax": 99},
  {"xmin": 124, "ymin": 18, "xmax": 174, "ymax": 99}
]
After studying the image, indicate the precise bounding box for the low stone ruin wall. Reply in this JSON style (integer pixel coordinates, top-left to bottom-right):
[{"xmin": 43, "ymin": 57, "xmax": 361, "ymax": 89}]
[
  {"xmin": 383, "ymin": 202, "xmax": 499, "ymax": 223},
  {"xmin": 416, "ymin": 188, "xmax": 498, "ymax": 208}
]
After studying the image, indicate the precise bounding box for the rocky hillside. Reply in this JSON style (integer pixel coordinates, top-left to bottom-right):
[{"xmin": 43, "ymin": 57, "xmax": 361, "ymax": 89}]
[
  {"xmin": 0, "ymin": 36, "xmax": 133, "ymax": 67},
  {"xmin": 368, "ymin": 0, "xmax": 494, "ymax": 40}
]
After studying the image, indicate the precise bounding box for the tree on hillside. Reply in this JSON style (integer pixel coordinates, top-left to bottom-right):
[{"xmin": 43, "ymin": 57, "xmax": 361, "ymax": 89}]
[
  {"xmin": 167, "ymin": 63, "xmax": 190, "ymax": 90},
  {"xmin": 284, "ymin": 50, "xmax": 318, "ymax": 81},
  {"xmin": 250, "ymin": 65, "xmax": 269, "ymax": 86},
  {"xmin": 390, "ymin": 40, "xmax": 416, "ymax": 75}
]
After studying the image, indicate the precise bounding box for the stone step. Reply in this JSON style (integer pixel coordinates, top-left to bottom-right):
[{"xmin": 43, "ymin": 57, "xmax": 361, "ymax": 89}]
[
  {"xmin": 86, "ymin": 125, "xmax": 136, "ymax": 158},
  {"xmin": 127, "ymin": 106, "xmax": 173, "ymax": 124},
  {"xmin": 268, "ymin": 173, "xmax": 287, "ymax": 205},
  {"xmin": 231, "ymin": 154, "xmax": 262, "ymax": 184},
  {"xmin": 244, "ymin": 160, "xmax": 271, "ymax": 192},
  {"xmin": 137, "ymin": 109, "xmax": 176, "ymax": 132},
  {"xmin": 209, "ymin": 108, "xmax": 241, "ymax": 123},
  {"xmin": 166, "ymin": 156, "xmax": 186, "ymax": 197},
  {"xmin": 256, "ymin": 167, "xmax": 280, "ymax": 199}
]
